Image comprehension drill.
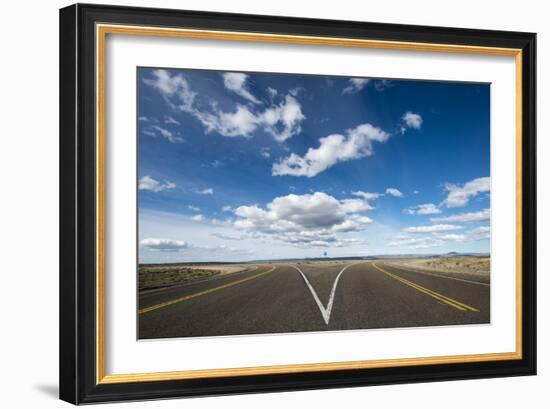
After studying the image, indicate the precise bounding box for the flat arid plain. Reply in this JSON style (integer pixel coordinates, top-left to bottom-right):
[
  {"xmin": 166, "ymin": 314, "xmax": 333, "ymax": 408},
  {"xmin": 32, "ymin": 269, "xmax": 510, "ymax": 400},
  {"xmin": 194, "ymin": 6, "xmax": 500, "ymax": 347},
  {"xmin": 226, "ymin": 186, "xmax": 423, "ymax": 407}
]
[{"xmin": 138, "ymin": 255, "xmax": 490, "ymax": 339}]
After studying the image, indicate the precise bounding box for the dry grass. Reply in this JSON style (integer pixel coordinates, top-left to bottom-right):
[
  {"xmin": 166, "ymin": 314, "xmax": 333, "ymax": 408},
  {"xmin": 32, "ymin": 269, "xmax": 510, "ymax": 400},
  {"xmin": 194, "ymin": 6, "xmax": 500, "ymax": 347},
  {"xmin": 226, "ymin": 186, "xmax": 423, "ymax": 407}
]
[
  {"xmin": 138, "ymin": 264, "xmax": 252, "ymax": 291},
  {"xmin": 387, "ymin": 256, "xmax": 490, "ymax": 283}
]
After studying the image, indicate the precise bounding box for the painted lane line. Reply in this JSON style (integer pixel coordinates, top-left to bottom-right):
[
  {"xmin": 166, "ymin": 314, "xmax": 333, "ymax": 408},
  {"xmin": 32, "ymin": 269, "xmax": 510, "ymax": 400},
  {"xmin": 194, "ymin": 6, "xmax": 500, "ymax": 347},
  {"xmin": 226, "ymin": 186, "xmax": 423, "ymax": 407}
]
[
  {"xmin": 291, "ymin": 264, "xmax": 356, "ymax": 325},
  {"xmin": 139, "ymin": 265, "xmax": 277, "ymax": 314},
  {"xmin": 325, "ymin": 264, "xmax": 355, "ymax": 322},
  {"xmin": 372, "ymin": 263, "xmax": 479, "ymax": 312},
  {"xmin": 292, "ymin": 266, "xmax": 331, "ymax": 324},
  {"xmin": 384, "ymin": 262, "xmax": 490, "ymax": 287}
]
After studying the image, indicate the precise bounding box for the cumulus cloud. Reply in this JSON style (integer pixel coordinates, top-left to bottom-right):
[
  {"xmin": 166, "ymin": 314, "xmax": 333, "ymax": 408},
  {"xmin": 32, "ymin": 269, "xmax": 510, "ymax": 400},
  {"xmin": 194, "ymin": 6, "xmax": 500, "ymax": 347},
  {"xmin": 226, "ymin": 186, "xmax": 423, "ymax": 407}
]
[
  {"xmin": 442, "ymin": 177, "xmax": 490, "ymax": 207},
  {"xmin": 385, "ymin": 188, "xmax": 404, "ymax": 197},
  {"xmin": 405, "ymin": 203, "xmax": 441, "ymax": 215},
  {"xmin": 431, "ymin": 208, "xmax": 490, "ymax": 223},
  {"xmin": 343, "ymin": 78, "xmax": 370, "ymax": 94},
  {"xmin": 272, "ymin": 123, "xmax": 389, "ymax": 177},
  {"xmin": 259, "ymin": 95, "xmax": 305, "ymax": 142},
  {"xmin": 404, "ymin": 224, "xmax": 463, "ymax": 233},
  {"xmin": 138, "ymin": 176, "xmax": 176, "ymax": 192},
  {"xmin": 144, "ymin": 69, "xmax": 305, "ymax": 142},
  {"xmin": 222, "ymin": 73, "xmax": 261, "ymax": 104},
  {"xmin": 401, "ymin": 111, "xmax": 423, "ymax": 130},
  {"xmin": 140, "ymin": 238, "xmax": 188, "ymax": 251},
  {"xmin": 191, "ymin": 214, "xmax": 205, "ymax": 222},
  {"xmin": 196, "ymin": 188, "xmax": 214, "ymax": 195},
  {"xmin": 222, "ymin": 205, "xmax": 232, "ymax": 212},
  {"xmin": 233, "ymin": 192, "xmax": 373, "ymax": 248}
]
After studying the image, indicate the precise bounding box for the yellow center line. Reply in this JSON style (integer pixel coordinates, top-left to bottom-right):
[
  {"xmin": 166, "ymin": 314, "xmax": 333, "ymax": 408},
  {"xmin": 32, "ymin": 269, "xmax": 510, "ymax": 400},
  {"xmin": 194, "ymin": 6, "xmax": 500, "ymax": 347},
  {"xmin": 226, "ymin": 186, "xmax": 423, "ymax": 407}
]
[
  {"xmin": 139, "ymin": 265, "xmax": 277, "ymax": 314},
  {"xmin": 372, "ymin": 263, "xmax": 479, "ymax": 312}
]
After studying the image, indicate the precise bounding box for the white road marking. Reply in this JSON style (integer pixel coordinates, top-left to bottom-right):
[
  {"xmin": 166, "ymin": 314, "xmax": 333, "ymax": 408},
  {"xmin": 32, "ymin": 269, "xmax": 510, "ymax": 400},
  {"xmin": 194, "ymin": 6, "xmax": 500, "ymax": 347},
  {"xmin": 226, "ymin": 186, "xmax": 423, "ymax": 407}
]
[
  {"xmin": 384, "ymin": 263, "xmax": 490, "ymax": 287},
  {"xmin": 291, "ymin": 264, "xmax": 356, "ymax": 325}
]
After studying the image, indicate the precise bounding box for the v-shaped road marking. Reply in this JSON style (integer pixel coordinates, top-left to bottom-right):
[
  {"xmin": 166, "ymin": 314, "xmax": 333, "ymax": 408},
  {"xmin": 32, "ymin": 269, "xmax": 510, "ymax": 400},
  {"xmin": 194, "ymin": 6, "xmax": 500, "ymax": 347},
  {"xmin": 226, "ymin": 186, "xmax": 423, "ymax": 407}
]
[{"xmin": 290, "ymin": 264, "xmax": 356, "ymax": 325}]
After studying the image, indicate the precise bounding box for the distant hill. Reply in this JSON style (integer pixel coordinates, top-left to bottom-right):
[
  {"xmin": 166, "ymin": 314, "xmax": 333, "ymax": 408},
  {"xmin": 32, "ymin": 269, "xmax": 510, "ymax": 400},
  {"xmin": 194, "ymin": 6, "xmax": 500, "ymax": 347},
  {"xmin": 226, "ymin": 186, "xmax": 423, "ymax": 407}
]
[{"xmin": 140, "ymin": 252, "xmax": 490, "ymax": 266}]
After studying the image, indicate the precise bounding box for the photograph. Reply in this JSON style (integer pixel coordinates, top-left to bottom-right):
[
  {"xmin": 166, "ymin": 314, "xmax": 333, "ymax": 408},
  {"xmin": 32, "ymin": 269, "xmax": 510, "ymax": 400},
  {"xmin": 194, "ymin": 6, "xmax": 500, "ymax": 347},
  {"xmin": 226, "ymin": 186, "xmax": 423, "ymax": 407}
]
[{"xmin": 137, "ymin": 67, "xmax": 491, "ymax": 339}]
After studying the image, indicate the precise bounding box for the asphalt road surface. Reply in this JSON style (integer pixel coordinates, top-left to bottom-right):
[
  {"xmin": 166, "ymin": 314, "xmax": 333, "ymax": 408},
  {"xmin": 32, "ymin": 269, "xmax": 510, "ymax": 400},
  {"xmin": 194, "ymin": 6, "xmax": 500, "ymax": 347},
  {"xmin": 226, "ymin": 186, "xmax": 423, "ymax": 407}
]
[{"xmin": 138, "ymin": 261, "xmax": 490, "ymax": 339}]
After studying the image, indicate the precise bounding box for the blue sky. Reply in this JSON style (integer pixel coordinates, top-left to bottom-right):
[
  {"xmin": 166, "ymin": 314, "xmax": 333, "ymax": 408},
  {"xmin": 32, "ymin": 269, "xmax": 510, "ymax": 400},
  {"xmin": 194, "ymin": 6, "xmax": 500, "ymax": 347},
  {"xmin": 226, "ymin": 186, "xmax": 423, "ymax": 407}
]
[{"xmin": 137, "ymin": 67, "xmax": 490, "ymax": 263}]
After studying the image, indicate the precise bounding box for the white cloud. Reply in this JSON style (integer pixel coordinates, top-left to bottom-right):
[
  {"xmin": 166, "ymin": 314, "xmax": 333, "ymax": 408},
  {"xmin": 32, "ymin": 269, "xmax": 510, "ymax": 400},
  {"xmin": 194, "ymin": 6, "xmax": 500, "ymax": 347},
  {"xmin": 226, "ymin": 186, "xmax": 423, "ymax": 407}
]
[
  {"xmin": 402, "ymin": 111, "xmax": 423, "ymax": 130},
  {"xmin": 143, "ymin": 69, "xmax": 196, "ymax": 111},
  {"xmin": 442, "ymin": 177, "xmax": 490, "ymax": 207},
  {"xmin": 467, "ymin": 226, "xmax": 491, "ymax": 241},
  {"xmin": 138, "ymin": 176, "xmax": 176, "ymax": 192},
  {"xmin": 343, "ymin": 78, "xmax": 370, "ymax": 94},
  {"xmin": 289, "ymin": 87, "xmax": 305, "ymax": 97},
  {"xmin": 191, "ymin": 214, "xmax": 205, "ymax": 222},
  {"xmin": 389, "ymin": 235, "xmax": 444, "ymax": 250},
  {"xmin": 260, "ymin": 95, "xmax": 305, "ymax": 142},
  {"xmin": 187, "ymin": 205, "xmax": 200, "ymax": 212},
  {"xmin": 222, "ymin": 72, "xmax": 261, "ymax": 104},
  {"xmin": 260, "ymin": 147, "xmax": 271, "ymax": 158},
  {"xmin": 437, "ymin": 233, "xmax": 467, "ymax": 241},
  {"xmin": 374, "ymin": 80, "xmax": 393, "ymax": 91},
  {"xmin": 267, "ymin": 87, "xmax": 278, "ymax": 98},
  {"xmin": 339, "ymin": 198, "xmax": 375, "ymax": 213},
  {"xmin": 272, "ymin": 123, "xmax": 390, "ymax": 177},
  {"xmin": 210, "ymin": 218, "xmax": 232, "ymax": 226},
  {"xmin": 144, "ymin": 69, "xmax": 305, "ymax": 142},
  {"xmin": 406, "ymin": 203, "xmax": 442, "ymax": 215},
  {"xmin": 389, "ymin": 224, "xmax": 489, "ymax": 250},
  {"xmin": 196, "ymin": 188, "xmax": 214, "ymax": 195},
  {"xmin": 233, "ymin": 192, "xmax": 373, "ymax": 248},
  {"xmin": 432, "ymin": 225, "xmax": 491, "ymax": 243},
  {"xmin": 222, "ymin": 205, "xmax": 232, "ymax": 212},
  {"xmin": 164, "ymin": 116, "xmax": 180, "ymax": 125},
  {"xmin": 194, "ymin": 104, "xmax": 258, "ymax": 137},
  {"xmin": 431, "ymin": 208, "xmax": 490, "ymax": 223},
  {"xmin": 192, "ymin": 95, "xmax": 304, "ymax": 142},
  {"xmin": 404, "ymin": 224, "xmax": 463, "ymax": 233},
  {"xmin": 140, "ymin": 238, "xmax": 188, "ymax": 251},
  {"xmin": 211, "ymin": 232, "xmax": 243, "ymax": 241},
  {"xmin": 352, "ymin": 191, "xmax": 382, "ymax": 200},
  {"xmin": 149, "ymin": 125, "xmax": 184, "ymax": 143},
  {"xmin": 385, "ymin": 188, "xmax": 404, "ymax": 197}
]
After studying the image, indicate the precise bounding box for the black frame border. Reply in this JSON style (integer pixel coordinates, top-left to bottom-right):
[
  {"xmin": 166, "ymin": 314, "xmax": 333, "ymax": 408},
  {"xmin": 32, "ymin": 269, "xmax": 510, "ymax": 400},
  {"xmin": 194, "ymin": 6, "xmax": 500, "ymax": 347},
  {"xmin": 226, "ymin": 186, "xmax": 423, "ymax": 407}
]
[{"xmin": 60, "ymin": 3, "xmax": 536, "ymax": 404}]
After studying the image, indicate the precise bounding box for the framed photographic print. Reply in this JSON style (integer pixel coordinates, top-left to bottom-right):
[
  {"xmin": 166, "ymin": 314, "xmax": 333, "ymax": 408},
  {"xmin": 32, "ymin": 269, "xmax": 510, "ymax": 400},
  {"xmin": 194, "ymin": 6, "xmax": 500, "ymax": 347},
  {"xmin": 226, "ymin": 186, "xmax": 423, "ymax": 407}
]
[{"xmin": 59, "ymin": 3, "xmax": 536, "ymax": 404}]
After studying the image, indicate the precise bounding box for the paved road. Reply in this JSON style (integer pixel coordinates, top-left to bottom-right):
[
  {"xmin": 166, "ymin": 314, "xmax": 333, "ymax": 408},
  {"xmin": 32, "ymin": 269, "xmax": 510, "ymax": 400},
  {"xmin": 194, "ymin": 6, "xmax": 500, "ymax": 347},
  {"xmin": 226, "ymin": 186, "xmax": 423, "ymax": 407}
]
[{"xmin": 138, "ymin": 261, "xmax": 490, "ymax": 339}]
